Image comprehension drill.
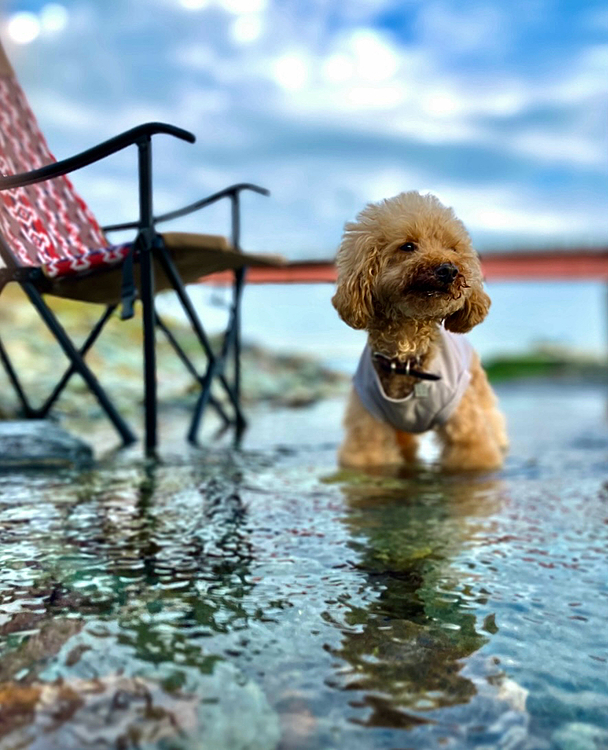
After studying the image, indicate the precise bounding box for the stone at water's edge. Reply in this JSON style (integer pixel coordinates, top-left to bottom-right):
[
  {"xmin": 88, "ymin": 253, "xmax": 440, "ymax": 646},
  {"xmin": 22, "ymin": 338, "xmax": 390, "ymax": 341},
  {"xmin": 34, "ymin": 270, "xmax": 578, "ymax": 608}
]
[
  {"xmin": 0, "ymin": 664, "xmax": 281, "ymax": 750},
  {"xmin": 0, "ymin": 420, "xmax": 93, "ymax": 469}
]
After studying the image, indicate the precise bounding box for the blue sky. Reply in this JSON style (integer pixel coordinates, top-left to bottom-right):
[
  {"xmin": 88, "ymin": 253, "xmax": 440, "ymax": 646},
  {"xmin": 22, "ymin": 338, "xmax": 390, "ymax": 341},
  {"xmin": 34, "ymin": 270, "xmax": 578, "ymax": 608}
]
[{"xmin": 2, "ymin": 0, "xmax": 607, "ymax": 261}]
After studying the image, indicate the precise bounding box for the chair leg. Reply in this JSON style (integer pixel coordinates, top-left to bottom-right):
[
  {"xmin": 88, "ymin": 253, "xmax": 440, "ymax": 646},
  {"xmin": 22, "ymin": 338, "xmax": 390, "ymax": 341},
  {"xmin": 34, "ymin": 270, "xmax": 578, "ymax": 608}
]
[
  {"xmin": 232, "ymin": 267, "xmax": 247, "ymax": 434},
  {"xmin": 187, "ymin": 290, "xmax": 247, "ymax": 444},
  {"xmin": 229, "ymin": 192, "xmax": 247, "ymax": 437},
  {"xmin": 38, "ymin": 304, "xmax": 117, "ymax": 416},
  {"xmin": 187, "ymin": 360, "xmax": 218, "ymax": 444},
  {"xmin": 0, "ymin": 334, "xmax": 36, "ymax": 416},
  {"xmin": 140, "ymin": 248, "xmax": 157, "ymax": 453},
  {"xmin": 156, "ymin": 246, "xmax": 216, "ymax": 360},
  {"xmin": 136, "ymin": 136, "xmax": 158, "ymax": 454},
  {"xmin": 22, "ymin": 283, "xmax": 136, "ymax": 446},
  {"xmin": 155, "ymin": 312, "xmax": 231, "ymax": 427},
  {"xmin": 212, "ymin": 271, "xmax": 247, "ymax": 427},
  {"xmin": 155, "ymin": 245, "xmax": 245, "ymax": 443}
]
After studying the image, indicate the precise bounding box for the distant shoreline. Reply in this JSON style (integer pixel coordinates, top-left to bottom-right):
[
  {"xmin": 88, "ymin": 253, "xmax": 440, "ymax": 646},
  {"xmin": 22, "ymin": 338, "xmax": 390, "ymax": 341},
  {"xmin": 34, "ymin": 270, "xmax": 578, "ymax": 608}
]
[{"xmin": 485, "ymin": 351, "xmax": 608, "ymax": 383}]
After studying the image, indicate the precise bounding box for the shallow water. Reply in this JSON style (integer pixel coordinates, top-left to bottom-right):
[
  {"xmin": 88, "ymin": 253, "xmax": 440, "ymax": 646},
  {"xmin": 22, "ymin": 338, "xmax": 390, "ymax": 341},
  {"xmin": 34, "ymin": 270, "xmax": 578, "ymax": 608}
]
[{"xmin": 0, "ymin": 382, "xmax": 607, "ymax": 749}]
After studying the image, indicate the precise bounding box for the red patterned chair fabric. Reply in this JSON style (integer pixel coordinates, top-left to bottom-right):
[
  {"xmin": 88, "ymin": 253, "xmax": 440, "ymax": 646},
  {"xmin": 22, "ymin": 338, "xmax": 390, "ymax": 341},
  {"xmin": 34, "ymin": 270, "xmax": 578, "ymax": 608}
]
[
  {"xmin": 41, "ymin": 243, "xmax": 131, "ymax": 279},
  {"xmin": 0, "ymin": 55, "xmax": 109, "ymax": 271}
]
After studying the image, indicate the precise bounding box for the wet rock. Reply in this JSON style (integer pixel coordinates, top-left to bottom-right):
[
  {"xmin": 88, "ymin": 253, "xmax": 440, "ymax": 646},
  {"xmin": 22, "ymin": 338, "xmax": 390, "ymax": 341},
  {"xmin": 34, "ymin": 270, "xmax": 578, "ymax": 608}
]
[
  {"xmin": 0, "ymin": 285, "xmax": 347, "ymax": 422},
  {"xmin": 0, "ymin": 676, "xmax": 196, "ymax": 749},
  {"xmin": 0, "ymin": 664, "xmax": 281, "ymax": 750},
  {"xmin": 240, "ymin": 344, "xmax": 347, "ymax": 408},
  {"xmin": 0, "ymin": 618, "xmax": 84, "ymax": 683},
  {"xmin": 0, "ymin": 421, "xmax": 93, "ymax": 469},
  {"xmin": 495, "ymin": 676, "xmax": 529, "ymax": 713}
]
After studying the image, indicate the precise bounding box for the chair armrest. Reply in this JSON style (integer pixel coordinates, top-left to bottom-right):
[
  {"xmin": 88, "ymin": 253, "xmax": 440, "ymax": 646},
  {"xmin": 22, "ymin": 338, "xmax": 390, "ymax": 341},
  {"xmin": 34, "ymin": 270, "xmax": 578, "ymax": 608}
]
[
  {"xmin": 154, "ymin": 183, "xmax": 269, "ymax": 226},
  {"xmin": 153, "ymin": 183, "xmax": 270, "ymax": 226},
  {"xmin": 0, "ymin": 122, "xmax": 196, "ymax": 191},
  {"xmin": 103, "ymin": 183, "xmax": 270, "ymax": 234}
]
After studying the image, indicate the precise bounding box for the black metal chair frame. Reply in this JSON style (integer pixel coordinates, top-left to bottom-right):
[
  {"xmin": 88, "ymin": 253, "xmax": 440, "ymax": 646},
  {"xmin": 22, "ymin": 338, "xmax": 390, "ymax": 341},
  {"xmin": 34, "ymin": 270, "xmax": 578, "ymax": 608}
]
[{"xmin": 0, "ymin": 122, "xmax": 269, "ymax": 452}]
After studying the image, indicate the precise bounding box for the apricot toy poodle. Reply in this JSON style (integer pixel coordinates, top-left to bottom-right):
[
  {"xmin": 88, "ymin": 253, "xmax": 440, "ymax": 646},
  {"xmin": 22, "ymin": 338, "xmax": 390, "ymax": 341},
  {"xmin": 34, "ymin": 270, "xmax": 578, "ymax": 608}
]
[{"xmin": 332, "ymin": 191, "xmax": 508, "ymax": 472}]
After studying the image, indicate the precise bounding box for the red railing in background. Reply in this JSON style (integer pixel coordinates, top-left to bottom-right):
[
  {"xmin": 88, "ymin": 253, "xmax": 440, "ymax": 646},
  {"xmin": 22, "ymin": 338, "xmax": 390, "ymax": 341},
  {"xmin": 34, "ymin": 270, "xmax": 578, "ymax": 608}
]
[{"xmin": 200, "ymin": 248, "xmax": 608, "ymax": 285}]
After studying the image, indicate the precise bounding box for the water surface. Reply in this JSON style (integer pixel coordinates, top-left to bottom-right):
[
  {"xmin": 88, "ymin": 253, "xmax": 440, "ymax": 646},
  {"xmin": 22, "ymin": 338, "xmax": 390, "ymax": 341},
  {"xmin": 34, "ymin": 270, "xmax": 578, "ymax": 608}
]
[{"xmin": 0, "ymin": 382, "xmax": 606, "ymax": 749}]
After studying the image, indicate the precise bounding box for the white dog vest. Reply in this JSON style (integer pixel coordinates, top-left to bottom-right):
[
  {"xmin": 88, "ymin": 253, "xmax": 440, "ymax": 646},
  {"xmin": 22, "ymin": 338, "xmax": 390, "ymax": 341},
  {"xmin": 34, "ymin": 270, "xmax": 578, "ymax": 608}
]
[{"xmin": 353, "ymin": 328, "xmax": 473, "ymax": 433}]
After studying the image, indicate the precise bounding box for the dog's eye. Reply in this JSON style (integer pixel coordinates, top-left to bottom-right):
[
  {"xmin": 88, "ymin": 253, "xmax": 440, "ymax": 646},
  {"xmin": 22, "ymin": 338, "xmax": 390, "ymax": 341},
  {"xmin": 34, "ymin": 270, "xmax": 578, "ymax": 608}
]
[{"xmin": 399, "ymin": 242, "xmax": 417, "ymax": 252}]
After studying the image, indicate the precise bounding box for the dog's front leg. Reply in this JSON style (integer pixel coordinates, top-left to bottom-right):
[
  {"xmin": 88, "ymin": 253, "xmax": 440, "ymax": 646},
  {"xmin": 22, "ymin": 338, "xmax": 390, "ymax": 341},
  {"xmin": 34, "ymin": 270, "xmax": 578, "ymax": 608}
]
[
  {"xmin": 436, "ymin": 361, "xmax": 505, "ymax": 472},
  {"xmin": 338, "ymin": 388, "xmax": 410, "ymax": 468}
]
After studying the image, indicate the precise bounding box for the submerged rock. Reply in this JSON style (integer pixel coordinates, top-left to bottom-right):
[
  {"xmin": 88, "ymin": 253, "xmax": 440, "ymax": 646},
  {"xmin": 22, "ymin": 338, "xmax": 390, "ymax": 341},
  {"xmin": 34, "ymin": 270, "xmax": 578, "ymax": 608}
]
[
  {"xmin": 0, "ymin": 676, "xmax": 198, "ymax": 749},
  {"xmin": 0, "ymin": 421, "xmax": 93, "ymax": 469},
  {"xmin": 0, "ymin": 618, "xmax": 84, "ymax": 684},
  {"xmin": 0, "ymin": 665, "xmax": 281, "ymax": 750}
]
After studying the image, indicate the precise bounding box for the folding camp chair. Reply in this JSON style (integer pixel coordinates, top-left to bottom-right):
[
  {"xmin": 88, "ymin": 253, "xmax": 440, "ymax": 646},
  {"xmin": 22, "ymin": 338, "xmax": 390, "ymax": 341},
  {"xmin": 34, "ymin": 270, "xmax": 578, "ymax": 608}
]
[{"xmin": 0, "ymin": 41, "xmax": 283, "ymax": 451}]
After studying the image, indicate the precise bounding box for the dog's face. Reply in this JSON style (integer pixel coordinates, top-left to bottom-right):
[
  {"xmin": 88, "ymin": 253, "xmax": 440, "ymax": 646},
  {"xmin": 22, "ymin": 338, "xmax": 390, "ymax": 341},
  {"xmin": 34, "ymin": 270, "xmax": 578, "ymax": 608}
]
[{"xmin": 332, "ymin": 191, "xmax": 490, "ymax": 333}]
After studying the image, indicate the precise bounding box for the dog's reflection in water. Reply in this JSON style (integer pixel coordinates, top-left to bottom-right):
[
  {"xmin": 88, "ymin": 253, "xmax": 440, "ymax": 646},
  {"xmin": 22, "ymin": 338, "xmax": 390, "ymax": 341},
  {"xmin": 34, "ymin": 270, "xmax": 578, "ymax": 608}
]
[{"xmin": 326, "ymin": 472, "xmax": 511, "ymax": 730}]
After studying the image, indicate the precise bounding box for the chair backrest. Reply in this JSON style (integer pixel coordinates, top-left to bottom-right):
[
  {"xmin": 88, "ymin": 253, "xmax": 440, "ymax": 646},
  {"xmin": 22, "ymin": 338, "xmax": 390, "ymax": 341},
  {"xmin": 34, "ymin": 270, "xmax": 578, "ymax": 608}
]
[{"xmin": 0, "ymin": 41, "xmax": 106, "ymax": 269}]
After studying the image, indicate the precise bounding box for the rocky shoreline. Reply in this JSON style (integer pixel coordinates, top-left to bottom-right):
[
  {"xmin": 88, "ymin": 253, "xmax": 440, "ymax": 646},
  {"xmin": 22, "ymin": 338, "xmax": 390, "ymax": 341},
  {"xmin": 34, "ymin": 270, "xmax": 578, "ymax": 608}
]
[{"xmin": 0, "ymin": 285, "xmax": 348, "ymax": 422}]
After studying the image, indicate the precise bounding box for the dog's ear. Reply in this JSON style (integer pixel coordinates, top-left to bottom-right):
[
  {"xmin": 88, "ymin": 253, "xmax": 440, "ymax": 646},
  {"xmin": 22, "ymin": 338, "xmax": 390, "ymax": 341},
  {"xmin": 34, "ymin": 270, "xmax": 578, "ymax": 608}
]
[
  {"xmin": 444, "ymin": 284, "xmax": 491, "ymax": 333},
  {"xmin": 331, "ymin": 228, "xmax": 379, "ymax": 330}
]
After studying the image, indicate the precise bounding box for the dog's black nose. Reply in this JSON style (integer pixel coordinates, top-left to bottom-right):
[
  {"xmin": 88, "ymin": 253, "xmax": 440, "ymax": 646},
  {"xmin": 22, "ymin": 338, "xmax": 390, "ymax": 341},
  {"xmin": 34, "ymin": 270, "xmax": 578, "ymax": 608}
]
[{"xmin": 434, "ymin": 263, "xmax": 459, "ymax": 283}]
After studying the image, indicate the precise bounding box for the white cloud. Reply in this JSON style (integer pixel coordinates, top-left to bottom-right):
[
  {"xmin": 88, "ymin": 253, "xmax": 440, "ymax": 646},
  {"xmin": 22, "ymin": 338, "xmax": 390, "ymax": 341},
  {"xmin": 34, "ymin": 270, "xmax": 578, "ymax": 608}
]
[
  {"xmin": 11, "ymin": 0, "xmax": 606, "ymax": 262},
  {"xmin": 544, "ymin": 48, "xmax": 608, "ymax": 103},
  {"xmin": 474, "ymin": 205, "xmax": 574, "ymax": 235},
  {"xmin": 175, "ymin": 87, "xmax": 230, "ymax": 117},
  {"xmin": 6, "ymin": 12, "xmax": 41, "ymax": 44},
  {"xmin": 217, "ymin": 0, "xmax": 267, "ymax": 13},
  {"xmin": 33, "ymin": 92, "xmax": 103, "ymax": 133},
  {"xmin": 510, "ymin": 131, "xmax": 604, "ymax": 166},
  {"xmin": 178, "ymin": 0, "xmax": 212, "ymax": 10},
  {"xmin": 321, "ymin": 53, "xmax": 355, "ymax": 84},
  {"xmin": 367, "ymin": 168, "xmax": 427, "ymax": 202},
  {"xmin": 345, "ymin": 85, "xmax": 403, "ymax": 109},
  {"xmin": 420, "ymin": 90, "xmax": 466, "ymax": 118},
  {"xmin": 348, "ymin": 29, "xmax": 399, "ymax": 82},
  {"xmin": 271, "ymin": 52, "xmax": 311, "ymax": 91},
  {"xmin": 230, "ymin": 14, "xmax": 264, "ymax": 44},
  {"xmin": 174, "ymin": 43, "xmax": 217, "ymax": 72},
  {"xmin": 40, "ymin": 4, "xmax": 69, "ymax": 33},
  {"xmin": 432, "ymin": 183, "xmax": 608, "ymax": 247},
  {"xmin": 392, "ymin": 113, "xmax": 482, "ymax": 144}
]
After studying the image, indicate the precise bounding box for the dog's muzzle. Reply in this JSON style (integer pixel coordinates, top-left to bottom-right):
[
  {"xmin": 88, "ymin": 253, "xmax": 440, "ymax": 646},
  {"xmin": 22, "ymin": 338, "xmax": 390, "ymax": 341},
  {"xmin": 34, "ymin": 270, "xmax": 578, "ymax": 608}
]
[
  {"xmin": 434, "ymin": 263, "xmax": 459, "ymax": 284},
  {"xmin": 406, "ymin": 263, "xmax": 467, "ymax": 298}
]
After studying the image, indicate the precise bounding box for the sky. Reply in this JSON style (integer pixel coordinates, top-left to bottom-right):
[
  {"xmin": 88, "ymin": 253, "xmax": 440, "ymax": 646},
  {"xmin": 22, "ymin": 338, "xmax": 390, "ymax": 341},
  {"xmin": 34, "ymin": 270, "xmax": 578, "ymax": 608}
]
[
  {"xmin": 1, "ymin": 0, "xmax": 607, "ymax": 362},
  {"xmin": 1, "ymin": 0, "xmax": 607, "ymax": 260}
]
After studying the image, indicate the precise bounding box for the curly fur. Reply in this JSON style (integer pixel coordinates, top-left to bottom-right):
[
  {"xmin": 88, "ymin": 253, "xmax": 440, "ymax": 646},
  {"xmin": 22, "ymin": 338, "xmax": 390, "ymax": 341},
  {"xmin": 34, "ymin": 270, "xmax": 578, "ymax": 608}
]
[{"xmin": 332, "ymin": 191, "xmax": 508, "ymax": 472}]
